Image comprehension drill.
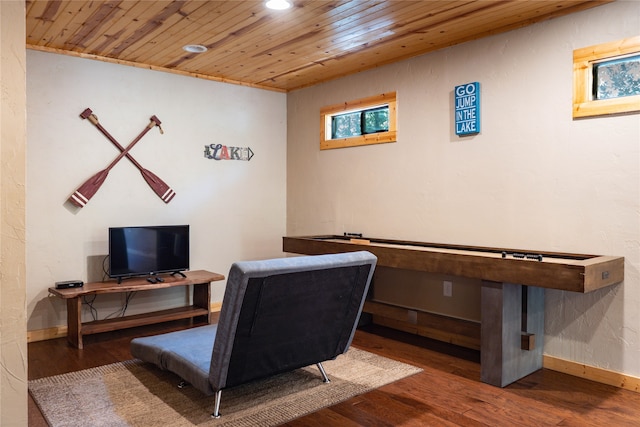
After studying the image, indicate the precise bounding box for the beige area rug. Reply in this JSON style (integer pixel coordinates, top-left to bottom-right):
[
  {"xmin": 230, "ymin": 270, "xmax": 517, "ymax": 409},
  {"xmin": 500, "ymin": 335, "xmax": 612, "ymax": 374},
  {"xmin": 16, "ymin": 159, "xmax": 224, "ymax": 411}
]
[{"xmin": 29, "ymin": 347, "xmax": 421, "ymax": 427}]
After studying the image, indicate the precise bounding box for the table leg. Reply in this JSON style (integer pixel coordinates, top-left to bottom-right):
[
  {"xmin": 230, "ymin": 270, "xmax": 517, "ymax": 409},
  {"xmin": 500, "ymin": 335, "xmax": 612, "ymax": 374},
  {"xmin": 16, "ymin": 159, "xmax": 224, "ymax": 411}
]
[
  {"xmin": 193, "ymin": 283, "xmax": 211, "ymax": 323},
  {"xmin": 66, "ymin": 297, "xmax": 83, "ymax": 349},
  {"xmin": 481, "ymin": 281, "xmax": 544, "ymax": 387}
]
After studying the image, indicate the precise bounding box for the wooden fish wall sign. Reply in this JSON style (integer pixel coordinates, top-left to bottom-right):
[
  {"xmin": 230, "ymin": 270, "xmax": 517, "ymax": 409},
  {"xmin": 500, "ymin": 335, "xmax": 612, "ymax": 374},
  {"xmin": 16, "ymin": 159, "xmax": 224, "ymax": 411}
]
[{"xmin": 204, "ymin": 144, "xmax": 254, "ymax": 161}]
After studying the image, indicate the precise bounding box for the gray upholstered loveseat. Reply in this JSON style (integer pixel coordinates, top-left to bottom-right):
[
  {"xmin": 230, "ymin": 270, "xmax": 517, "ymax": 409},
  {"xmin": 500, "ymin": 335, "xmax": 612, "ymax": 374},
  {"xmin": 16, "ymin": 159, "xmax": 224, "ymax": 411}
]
[{"xmin": 130, "ymin": 251, "xmax": 377, "ymax": 417}]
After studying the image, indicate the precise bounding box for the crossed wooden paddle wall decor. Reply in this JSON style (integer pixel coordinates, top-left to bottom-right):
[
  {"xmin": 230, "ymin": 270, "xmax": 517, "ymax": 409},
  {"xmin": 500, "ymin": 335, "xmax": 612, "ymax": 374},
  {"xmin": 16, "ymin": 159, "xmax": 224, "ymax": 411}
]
[{"xmin": 69, "ymin": 108, "xmax": 176, "ymax": 208}]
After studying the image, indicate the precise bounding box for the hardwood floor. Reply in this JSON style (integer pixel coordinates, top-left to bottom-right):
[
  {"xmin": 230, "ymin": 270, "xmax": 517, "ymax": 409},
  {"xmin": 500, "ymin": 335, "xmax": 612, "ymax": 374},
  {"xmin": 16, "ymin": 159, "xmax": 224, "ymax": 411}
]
[{"xmin": 29, "ymin": 319, "xmax": 640, "ymax": 426}]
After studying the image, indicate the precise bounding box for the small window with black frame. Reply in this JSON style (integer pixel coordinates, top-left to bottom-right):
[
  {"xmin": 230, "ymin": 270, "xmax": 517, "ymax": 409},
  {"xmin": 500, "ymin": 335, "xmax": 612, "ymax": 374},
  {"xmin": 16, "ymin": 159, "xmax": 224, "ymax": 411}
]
[
  {"xmin": 321, "ymin": 92, "xmax": 397, "ymax": 150},
  {"xmin": 573, "ymin": 36, "xmax": 640, "ymax": 118},
  {"xmin": 331, "ymin": 106, "xmax": 389, "ymax": 139},
  {"xmin": 592, "ymin": 54, "xmax": 640, "ymax": 101}
]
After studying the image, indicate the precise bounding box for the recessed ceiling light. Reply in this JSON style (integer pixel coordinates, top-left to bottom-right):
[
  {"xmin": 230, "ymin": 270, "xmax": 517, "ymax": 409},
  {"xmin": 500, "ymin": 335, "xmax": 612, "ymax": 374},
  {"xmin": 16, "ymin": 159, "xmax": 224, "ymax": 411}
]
[
  {"xmin": 265, "ymin": 0, "xmax": 291, "ymax": 10},
  {"xmin": 182, "ymin": 44, "xmax": 207, "ymax": 53}
]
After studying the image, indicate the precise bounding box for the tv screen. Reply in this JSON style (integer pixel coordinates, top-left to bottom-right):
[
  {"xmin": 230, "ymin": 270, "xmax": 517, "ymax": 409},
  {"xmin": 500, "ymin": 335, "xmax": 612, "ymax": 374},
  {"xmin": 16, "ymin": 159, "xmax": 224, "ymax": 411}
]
[{"xmin": 109, "ymin": 225, "xmax": 189, "ymax": 281}]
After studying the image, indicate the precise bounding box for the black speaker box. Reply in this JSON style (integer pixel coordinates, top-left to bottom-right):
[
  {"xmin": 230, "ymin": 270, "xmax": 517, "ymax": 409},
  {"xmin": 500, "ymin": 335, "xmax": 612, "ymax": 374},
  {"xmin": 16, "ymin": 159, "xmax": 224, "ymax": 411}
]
[{"xmin": 55, "ymin": 280, "xmax": 84, "ymax": 289}]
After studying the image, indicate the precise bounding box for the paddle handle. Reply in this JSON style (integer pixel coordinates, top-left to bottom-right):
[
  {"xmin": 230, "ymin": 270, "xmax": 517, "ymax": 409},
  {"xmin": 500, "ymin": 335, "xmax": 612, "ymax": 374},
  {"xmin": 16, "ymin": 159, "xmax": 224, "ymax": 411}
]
[{"xmin": 81, "ymin": 109, "xmax": 160, "ymax": 172}]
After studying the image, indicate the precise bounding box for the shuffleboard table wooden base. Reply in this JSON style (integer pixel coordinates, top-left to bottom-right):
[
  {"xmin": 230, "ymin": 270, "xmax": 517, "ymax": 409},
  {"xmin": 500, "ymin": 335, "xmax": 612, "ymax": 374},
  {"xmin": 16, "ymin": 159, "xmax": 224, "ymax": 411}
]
[{"xmin": 283, "ymin": 235, "xmax": 624, "ymax": 387}]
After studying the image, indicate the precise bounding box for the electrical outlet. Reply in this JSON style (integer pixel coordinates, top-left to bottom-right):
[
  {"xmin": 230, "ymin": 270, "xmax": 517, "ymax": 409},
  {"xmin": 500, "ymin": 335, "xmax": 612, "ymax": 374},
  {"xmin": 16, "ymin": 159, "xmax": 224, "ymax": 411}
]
[{"xmin": 443, "ymin": 280, "xmax": 453, "ymax": 297}]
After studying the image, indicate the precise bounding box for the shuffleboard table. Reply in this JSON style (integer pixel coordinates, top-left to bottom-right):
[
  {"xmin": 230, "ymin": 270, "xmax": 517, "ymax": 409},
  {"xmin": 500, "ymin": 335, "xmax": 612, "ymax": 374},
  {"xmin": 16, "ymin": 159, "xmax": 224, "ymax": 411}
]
[{"xmin": 283, "ymin": 235, "xmax": 624, "ymax": 387}]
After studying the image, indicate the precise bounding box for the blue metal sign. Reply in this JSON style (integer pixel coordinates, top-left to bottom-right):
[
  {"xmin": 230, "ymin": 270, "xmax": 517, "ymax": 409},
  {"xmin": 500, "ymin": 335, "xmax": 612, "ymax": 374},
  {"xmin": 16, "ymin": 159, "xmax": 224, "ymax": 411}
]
[{"xmin": 454, "ymin": 82, "xmax": 480, "ymax": 136}]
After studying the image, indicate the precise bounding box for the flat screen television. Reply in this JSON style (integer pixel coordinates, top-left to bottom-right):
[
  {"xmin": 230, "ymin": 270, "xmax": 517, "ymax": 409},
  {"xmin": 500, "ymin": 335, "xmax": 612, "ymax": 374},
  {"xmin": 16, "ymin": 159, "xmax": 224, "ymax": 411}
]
[{"xmin": 109, "ymin": 225, "xmax": 189, "ymax": 282}]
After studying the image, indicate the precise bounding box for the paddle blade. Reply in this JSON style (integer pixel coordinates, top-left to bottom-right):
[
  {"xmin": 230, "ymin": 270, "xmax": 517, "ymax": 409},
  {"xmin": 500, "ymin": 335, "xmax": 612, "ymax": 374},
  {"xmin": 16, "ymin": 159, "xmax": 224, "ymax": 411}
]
[
  {"xmin": 139, "ymin": 168, "xmax": 176, "ymax": 203},
  {"xmin": 68, "ymin": 169, "xmax": 109, "ymax": 207}
]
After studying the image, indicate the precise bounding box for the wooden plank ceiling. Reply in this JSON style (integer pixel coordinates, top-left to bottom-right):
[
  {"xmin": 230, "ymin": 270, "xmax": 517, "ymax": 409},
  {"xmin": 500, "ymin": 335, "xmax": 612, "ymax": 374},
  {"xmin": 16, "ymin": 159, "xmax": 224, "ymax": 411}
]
[{"xmin": 26, "ymin": 0, "xmax": 611, "ymax": 92}]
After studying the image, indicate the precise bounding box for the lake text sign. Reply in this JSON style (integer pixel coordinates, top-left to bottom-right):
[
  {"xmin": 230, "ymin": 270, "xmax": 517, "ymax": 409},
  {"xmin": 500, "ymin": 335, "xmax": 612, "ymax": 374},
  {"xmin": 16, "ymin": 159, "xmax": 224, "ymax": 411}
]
[{"xmin": 455, "ymin": 82, "xmax": 480, "ymax": 136}]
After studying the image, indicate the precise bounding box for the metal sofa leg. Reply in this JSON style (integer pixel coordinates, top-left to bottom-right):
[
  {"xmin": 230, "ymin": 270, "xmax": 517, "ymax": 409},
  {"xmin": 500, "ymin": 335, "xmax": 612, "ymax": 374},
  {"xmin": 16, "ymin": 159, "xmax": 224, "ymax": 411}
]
[
  {"xmin": 316, "ymin": 362, "xmax": 331, "ymax": 383},
  {"xmin": 211, "ymin": 390, "xmax": 222, "ymax": 418}
]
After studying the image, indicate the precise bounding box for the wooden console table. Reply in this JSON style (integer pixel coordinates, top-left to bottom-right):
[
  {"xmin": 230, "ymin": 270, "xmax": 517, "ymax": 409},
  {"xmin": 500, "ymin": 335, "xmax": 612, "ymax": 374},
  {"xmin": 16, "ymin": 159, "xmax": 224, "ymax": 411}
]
[
  {"xmin": 49, "ymin": 270, "xmax": 225, "ymax": 349},
  {"xmin": 283, "ymin": 235, "xmax": 624, "ymax": 387}
]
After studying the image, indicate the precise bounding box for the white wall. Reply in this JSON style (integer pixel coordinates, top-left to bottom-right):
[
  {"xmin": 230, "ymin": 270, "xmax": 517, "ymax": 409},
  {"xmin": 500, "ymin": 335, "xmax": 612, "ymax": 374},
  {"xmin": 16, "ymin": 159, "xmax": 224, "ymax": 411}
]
[
  {"xmin": 1, "ymin": 1, "xmax": 27, "ymax": 425},
  {"xmin": 287, "ymin": 1, "xmax": 640, "ymax": 376},
  {"xmin": 27, "ymin": 51, "xmax": 286, "ymax": 331}
]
